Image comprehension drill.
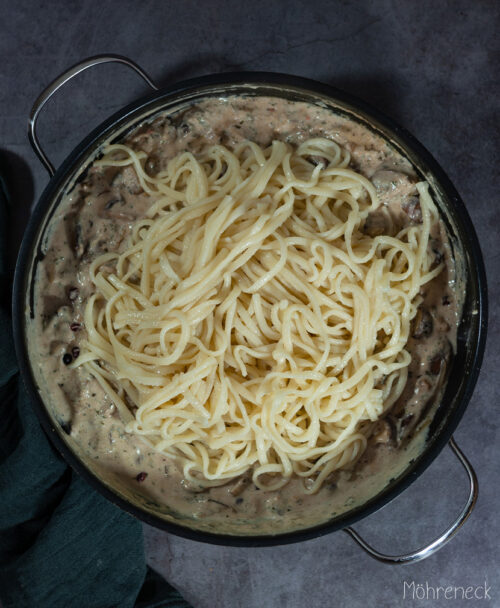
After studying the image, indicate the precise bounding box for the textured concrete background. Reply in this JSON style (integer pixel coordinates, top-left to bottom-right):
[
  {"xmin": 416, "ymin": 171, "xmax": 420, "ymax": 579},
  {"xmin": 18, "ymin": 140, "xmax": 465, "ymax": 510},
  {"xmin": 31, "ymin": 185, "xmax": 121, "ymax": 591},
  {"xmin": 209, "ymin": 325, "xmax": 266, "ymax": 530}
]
[{"xmin": 1, "ymin": 1, "xmax": 499, "ymax": 606}]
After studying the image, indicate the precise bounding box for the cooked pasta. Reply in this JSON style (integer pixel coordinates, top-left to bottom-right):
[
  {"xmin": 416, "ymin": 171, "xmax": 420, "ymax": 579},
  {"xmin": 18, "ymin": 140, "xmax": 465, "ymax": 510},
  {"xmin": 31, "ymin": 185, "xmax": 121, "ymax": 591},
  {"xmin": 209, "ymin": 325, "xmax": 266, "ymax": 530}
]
[{"xmin": 73, "ymin": 137, "xmax": 442, "ymax": 493}]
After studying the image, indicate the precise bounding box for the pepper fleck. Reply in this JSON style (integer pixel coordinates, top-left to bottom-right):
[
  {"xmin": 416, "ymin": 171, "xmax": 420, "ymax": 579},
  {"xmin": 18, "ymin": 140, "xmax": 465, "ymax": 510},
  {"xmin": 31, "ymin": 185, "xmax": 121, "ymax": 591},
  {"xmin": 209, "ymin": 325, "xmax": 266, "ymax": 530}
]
[
  {"xmin": 62, "ymin": 353, "xmax": 73, "ymax": 365},
  {"xmin": 136, "ymin": 472, "xmax": 148, "ymax": 482},
  {"xmin": 72, "ymin": 346, "xmax": 80, "ymax": 359}
]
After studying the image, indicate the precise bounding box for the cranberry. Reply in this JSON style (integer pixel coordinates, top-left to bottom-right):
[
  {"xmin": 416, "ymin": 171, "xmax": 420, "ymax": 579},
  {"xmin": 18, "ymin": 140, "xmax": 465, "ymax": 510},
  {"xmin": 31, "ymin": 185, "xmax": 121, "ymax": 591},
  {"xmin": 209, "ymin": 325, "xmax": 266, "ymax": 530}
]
[{"xmin": 61, "ymin": 421, "xmax": 72, "ymax": 435}]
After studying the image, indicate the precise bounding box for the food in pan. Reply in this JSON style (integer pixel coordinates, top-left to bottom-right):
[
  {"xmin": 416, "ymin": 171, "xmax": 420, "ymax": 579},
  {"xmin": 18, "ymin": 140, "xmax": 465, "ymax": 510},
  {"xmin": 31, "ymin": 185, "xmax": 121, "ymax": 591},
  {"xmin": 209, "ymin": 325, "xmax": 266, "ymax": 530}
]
[{"xmin": 28, "ymin": 96, "xmax": 459, "ymax": 530}]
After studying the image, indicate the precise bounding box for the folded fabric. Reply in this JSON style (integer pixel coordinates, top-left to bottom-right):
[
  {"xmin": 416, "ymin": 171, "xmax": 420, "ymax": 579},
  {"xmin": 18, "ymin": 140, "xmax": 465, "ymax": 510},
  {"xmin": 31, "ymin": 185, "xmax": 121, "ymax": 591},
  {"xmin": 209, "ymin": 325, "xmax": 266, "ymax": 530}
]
[{"xmin": 0, "ymin": 159, "xmax": 191, "ymax": 608}]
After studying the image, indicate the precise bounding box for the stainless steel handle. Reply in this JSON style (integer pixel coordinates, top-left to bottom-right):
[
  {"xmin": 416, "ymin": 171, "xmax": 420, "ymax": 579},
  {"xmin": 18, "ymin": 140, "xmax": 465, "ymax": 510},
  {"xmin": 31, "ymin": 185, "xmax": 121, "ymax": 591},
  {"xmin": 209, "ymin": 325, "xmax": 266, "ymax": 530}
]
[
  {"xmin": 344, "ymin": 437, "xmax": 478, "ymax": 564},
  {"xmin": 28, "ymin": 54, "xmax": 159, "ymax": 177}
]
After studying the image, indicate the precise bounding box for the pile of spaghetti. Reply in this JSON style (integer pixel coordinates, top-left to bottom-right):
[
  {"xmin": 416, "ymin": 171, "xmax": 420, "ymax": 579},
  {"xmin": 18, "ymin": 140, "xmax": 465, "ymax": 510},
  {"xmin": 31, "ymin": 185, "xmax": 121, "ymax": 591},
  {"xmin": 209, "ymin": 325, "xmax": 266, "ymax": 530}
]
[{"xmin": 75, "ymin": 137, "xmax": 442, "ymax": 493}]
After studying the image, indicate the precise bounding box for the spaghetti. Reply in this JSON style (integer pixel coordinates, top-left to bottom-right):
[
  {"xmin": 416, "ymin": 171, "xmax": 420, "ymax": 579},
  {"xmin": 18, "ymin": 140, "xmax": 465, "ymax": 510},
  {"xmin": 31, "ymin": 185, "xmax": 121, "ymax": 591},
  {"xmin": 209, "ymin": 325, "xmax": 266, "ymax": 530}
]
[{"xmin": 73, "ymin": 137, "xmax": 442, "ymax": 493}]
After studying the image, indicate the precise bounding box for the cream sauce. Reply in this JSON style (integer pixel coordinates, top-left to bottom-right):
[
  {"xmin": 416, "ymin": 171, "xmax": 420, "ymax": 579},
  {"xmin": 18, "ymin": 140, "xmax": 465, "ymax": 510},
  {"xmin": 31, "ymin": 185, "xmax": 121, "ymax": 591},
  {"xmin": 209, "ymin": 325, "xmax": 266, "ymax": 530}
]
[{"xmin": 26, "ymin": 96, "xmax": 460, "ymax": 536}]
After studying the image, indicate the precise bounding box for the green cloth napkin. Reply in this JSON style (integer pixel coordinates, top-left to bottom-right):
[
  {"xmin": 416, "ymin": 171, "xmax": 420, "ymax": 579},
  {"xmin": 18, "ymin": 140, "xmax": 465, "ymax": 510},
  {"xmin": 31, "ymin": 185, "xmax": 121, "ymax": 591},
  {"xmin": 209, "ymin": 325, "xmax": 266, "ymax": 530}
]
[{"xmin": 0, "ymin": 164, "xmax": 192, "ymax": 608}]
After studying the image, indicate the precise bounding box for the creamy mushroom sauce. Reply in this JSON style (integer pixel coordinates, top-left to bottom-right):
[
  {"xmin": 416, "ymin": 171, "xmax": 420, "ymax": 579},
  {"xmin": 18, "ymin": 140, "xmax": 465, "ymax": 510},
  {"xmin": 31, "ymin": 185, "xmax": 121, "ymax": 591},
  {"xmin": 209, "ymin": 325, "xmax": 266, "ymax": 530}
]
[{"xmin": 26, "ymin": 97, "xmax": 461, "ymax": 536}]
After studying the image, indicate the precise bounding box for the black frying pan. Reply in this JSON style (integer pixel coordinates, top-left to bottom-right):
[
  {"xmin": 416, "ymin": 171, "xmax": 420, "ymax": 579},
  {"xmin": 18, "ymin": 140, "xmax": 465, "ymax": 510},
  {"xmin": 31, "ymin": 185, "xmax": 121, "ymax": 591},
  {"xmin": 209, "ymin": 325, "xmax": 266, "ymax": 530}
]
[{"xmin": 12, "ymin": 55, "xmax": 488, "ymax": 562}]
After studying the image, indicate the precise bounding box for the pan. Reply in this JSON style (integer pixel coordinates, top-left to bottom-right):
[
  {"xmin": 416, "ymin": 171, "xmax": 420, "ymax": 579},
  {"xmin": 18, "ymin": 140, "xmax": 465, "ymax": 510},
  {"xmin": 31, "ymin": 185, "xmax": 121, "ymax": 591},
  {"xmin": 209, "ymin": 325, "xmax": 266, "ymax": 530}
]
[{"xmin": 12, "ymin": 55, "xmax": 488, "ymax": 562}]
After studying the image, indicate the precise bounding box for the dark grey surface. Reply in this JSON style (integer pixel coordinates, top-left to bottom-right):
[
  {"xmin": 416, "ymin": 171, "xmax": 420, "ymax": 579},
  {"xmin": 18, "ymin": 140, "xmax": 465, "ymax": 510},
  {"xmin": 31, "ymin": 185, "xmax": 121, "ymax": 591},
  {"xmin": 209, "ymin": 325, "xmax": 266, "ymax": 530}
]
[{"xmin": 1, "ymin": 1, "xmax": 498, "ymax": 606}]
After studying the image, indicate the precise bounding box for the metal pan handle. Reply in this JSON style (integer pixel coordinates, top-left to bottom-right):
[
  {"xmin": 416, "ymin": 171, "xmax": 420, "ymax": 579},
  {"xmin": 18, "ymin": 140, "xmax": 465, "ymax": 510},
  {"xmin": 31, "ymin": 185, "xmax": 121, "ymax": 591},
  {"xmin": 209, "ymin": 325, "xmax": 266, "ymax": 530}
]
[
  {"xmin": 344, "ymin": 437, "xmax": 478, "ymax": 564},
  {"xmin": 28, "ymin": 54, "xmax": 159, "ymax": 177}
]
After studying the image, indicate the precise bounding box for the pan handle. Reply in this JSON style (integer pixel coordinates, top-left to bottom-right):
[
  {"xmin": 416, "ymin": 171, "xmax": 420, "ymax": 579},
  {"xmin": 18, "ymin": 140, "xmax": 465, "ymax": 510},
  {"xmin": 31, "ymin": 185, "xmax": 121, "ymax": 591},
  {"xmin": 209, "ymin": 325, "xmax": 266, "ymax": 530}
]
[
  {"xmin": 343, "ymin": 437, "xmax": 478, "ymax": 564},
  {"xmin": 28, "ymin": 54, "xmax": 159, "ymax": 177}
]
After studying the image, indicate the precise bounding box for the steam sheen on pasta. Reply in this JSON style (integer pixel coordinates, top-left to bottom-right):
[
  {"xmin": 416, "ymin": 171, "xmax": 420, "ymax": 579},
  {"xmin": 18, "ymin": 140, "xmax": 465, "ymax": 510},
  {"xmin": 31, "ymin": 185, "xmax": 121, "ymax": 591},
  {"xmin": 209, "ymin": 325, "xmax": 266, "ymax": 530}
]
[{"xmin": 74, "ymin": 137, "xmax": 442, "ymax": 493}]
